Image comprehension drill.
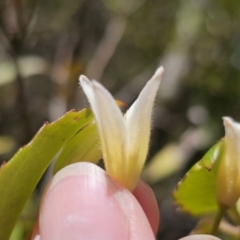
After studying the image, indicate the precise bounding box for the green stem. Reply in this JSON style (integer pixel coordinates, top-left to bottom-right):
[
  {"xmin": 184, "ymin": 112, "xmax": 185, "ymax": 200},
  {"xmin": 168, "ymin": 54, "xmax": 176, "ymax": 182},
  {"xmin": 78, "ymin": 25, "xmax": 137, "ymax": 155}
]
[{"xmin": 211, "ymin": 205, "xmax": 226, "ymax": 235}]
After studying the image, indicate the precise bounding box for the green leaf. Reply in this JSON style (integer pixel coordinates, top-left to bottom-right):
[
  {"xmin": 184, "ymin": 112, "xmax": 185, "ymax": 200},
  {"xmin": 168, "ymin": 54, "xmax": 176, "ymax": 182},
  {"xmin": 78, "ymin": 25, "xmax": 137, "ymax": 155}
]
[
  {"xmin": 201, "ymin": 139, "xmax": 224, "ymax": 170},
  {"xmin": 0, "ymin": 109, "xmax": 94, "ymax": 240},
  {"xmin": 143, "ymin": 143, "xmax": 184, "ymax": 183},
  {"xmin": 53, "ymin": 99, "xmax": 125, "ymax": 173},
  {"xmin": 9, "ymin": 221, "xmax": 23, "ymax": 240},
  {"xmin": 173, "ymin": 141, "xmax": 224, "ymax": 216},
  {"xmin": 53, "ymin": 123, "xmax": 101, "ymax": 173},
  {"xmin": 173, "ymin": 161, "xmax": 218, "ymax": 215}
]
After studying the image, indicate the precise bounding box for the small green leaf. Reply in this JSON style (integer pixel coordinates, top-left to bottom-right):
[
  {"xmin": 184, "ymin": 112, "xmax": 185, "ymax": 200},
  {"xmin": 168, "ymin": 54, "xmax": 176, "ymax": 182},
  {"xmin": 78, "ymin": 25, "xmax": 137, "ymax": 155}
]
[
  {"xmin": 173, "ymin": 141, "xmax": 224, "ymax": 216},
  {"xmin": 53, "ymin": 123, "xmax": 101, "ymax": 173},
  {"xmin": 143, "ymin": 143, "xmax": 184, "ymax": 183},
  {"xmin": 53, "ymin": 100, "xmax": 125, "ymax": 173},
  {"xmin": 173, "ymin": 161, "xmax": 218, "ymax": 215},
  {"xmin": 0, "ymin": 109, "xmax": 93, "ymax": 240},
  {"xmin": 201, "ymin": 139, "xmax": 224, "ymax": 170}
]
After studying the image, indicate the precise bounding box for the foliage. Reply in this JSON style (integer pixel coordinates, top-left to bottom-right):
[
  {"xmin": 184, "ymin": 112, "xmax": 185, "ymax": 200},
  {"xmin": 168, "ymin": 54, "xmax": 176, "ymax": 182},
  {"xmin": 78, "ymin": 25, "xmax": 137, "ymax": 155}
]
[
  {"xmin": 1, "ymin": 0, "xmax": 240, "ymax": 239},
  {"xmin": 0, "ymin": 109, "xmax": 100, "ymax": 240},
  {"xmin": 173, "ymin": 141, "xmax": 223, "ymax": 216}
]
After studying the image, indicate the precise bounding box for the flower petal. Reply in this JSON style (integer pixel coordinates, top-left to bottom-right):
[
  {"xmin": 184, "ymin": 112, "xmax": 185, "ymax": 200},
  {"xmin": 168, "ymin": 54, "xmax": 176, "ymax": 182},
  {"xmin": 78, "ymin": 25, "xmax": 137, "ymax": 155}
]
[
  {"xmin": 217, "ymin": 117, "xmax": 240, "ymax": 208},
  {"xmin": 80, "ymin": 75, "xmax": 127, "ymax": 185},
  {"xmin": 124, "ymin": 66, "xmax": 164, "ymax": 190}
]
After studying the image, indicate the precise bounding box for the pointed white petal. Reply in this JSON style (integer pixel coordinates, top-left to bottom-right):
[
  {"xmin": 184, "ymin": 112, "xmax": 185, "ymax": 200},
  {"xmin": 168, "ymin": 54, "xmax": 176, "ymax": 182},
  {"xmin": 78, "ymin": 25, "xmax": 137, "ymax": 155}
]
[
  {"xmin": 223, "ymin": 117, "xmax": 240, "ymax": 162},
  {"xmin": 80, "ymin": 75, "xmax": 127, "ymax": 182},
  {"xmin": 79, "ymin": 75, "xmax": 94, "ymax": 101},
  {"xmin": 124, "ymin": 66, "xmax": 164, "ymax": 190},
  {"xmin": 217, "ymin": 117, "xmax": 240, "ymax": 207}
]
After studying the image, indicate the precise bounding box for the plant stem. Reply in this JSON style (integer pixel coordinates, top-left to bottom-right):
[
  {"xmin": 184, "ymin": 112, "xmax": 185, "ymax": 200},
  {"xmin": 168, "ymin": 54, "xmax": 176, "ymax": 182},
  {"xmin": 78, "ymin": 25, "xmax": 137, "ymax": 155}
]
[{"xmin": 211, "ymin": 205, "xmax": 226, "ymax": 235}]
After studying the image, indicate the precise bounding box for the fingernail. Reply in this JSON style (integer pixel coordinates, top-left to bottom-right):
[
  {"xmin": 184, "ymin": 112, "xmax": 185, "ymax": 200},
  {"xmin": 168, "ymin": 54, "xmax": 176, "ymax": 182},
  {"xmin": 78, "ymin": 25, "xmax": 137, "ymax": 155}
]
[{"xmin": 39, "ymin": 163, "xmax": 154, "ymax": 240}]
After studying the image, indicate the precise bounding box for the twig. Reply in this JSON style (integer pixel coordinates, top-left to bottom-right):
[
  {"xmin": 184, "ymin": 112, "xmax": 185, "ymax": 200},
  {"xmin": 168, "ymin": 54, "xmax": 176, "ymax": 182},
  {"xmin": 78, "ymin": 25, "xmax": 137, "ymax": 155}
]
[
  {"xmin": 85, "ymin": 15, "xmax": 127, "ymax": 80},
  {"xmin": 0, "ymin": 3, "xmax": 32, "ymax": 142},
  {"xmin": 85, "ymin": 0, "xmax": 146, "ymax": 81},
  {"xmin": 211, "ymin": 206, "xmax": 226, "ymax": 235}
]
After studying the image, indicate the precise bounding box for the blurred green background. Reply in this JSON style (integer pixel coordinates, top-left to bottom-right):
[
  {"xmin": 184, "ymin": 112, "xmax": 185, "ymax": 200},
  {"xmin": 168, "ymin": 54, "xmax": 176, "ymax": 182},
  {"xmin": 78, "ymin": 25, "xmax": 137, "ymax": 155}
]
[{"xmin": 1, "ymin": 0, "xmax": 240, "ymax": 239}]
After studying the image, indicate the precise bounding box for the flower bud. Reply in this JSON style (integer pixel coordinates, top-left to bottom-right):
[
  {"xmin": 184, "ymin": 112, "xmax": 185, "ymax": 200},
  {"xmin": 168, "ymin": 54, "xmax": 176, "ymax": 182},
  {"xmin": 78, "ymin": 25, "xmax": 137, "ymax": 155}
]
[{"xmin": 217, "ymin": 117, "xmax": 240, "ymax": 208}]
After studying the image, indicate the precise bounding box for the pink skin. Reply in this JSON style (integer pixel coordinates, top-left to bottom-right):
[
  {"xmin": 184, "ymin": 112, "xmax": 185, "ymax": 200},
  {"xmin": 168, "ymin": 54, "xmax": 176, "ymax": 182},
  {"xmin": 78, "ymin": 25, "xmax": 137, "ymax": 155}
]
[{"xmin": 31, "ymin": 162, "xmax": 159, "ymax": 240}]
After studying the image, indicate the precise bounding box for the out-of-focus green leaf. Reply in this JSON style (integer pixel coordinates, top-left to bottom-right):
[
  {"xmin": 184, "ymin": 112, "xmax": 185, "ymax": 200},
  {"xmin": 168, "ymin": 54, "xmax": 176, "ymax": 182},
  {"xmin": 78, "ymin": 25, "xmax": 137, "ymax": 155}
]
[
  {"xmin": 0, "ymin": 109, "xmax": 93, "ymax": 240},
  {"xmin": 0, "ymin": 56, "xmax": 48, "ymax": 87},
  {"xmin": 0, "ymin": 135, "xmax": 16, "ymax": 155},
  {"xmin": 143, "ymin": 143, "xmax": 184, "ymax": 183},
  {"xmin": 173, "ymin": 141, "xmax": 224, "ymax": 216},
  {"xmin": 0, "ymin": 61, "xmax": 16, "ymax": 86},
  {"xmin": 54, "ymin": 123, "xmax": 101, "ymax": 173}
]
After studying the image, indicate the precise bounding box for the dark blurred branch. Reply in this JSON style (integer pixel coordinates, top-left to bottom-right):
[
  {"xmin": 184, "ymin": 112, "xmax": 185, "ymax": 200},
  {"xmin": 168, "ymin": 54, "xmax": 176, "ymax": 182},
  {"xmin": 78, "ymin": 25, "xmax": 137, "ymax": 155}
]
[
  {"xmin": 49, "ymin": 0, "xmax": 95, "ymax": 113},
  {"xmin": 116, "ymin": 0, "xmax": 207, "ymax": 105},
  {"xmin": 22, "ymin": 0, "xmax": 39, "ymax": 41},
  {"xmin": 85, "ymin": 0, "xmax": 145, "ymax": 81},
  {"xmin": 115, "ymin": 61, "xmax": 158, "ymax": 104},
  {"xmin": 158, "ymin": 0, "xmax": 207, "ymax": 101},
  {"xmin": 12, "ymin": 0, "xmax": 24, "ymax": 32},
  {"xmin": 85, "ymin": 15, "xmax": 127, "ymax": 80},
  {"xmin": 49, "ymin": 31, "xmax": 82, "ymax": 120},
  {"xmin": 0, "ymin": 25, "xmax": 12, "ymax": 51},
  {"xmin": 0, "ymin": 0, "xmax": 34, "ymax": 142},
  {"xmin": 14, "ymin": 68, "xmax": 32, "ymax": 142}
]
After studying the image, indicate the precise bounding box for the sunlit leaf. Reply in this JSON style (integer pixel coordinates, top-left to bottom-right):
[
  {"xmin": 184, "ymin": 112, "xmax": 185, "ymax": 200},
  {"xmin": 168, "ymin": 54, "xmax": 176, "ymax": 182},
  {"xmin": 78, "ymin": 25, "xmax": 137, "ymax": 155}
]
[
  {"xmin": 143, "ymin": 143, "xmax": 184, "ymax": 183},
  {"xmin": 201, "ymin": 139, "xmax": 224, "ymax": 170},
  {"xmin": 0, "ymin": 109, "xmax": 93, "ymax": 240},
  {"xmin": 0, "ymin": 135, "xmax": 16, "ymax": 155},
  {"xmin": 53, "ymin": 100, "xmax": 125, "ymax": 173},
  {"xmin": 53, "ymin": 123, "xmax": 101, "ymax": 173},
  {"xmin": 173, "ymin": 141, "xmax": 223, "ymax": 216}
]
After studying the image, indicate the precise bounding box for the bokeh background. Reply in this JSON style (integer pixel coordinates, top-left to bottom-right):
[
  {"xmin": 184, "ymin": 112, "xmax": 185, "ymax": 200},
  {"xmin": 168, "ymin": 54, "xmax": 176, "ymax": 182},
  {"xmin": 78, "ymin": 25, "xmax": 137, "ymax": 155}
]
[{"xmin": 1, "ymin": 0, "xmax": 240, "ymax": 239}]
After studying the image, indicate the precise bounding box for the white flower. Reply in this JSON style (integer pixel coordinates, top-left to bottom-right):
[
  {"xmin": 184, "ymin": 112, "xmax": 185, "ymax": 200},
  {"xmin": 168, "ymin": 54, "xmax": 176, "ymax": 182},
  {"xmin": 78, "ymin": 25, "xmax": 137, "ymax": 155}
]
[{"xmin": 79, "ymin": 67, "xmax": 164, "ymax": 191}]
